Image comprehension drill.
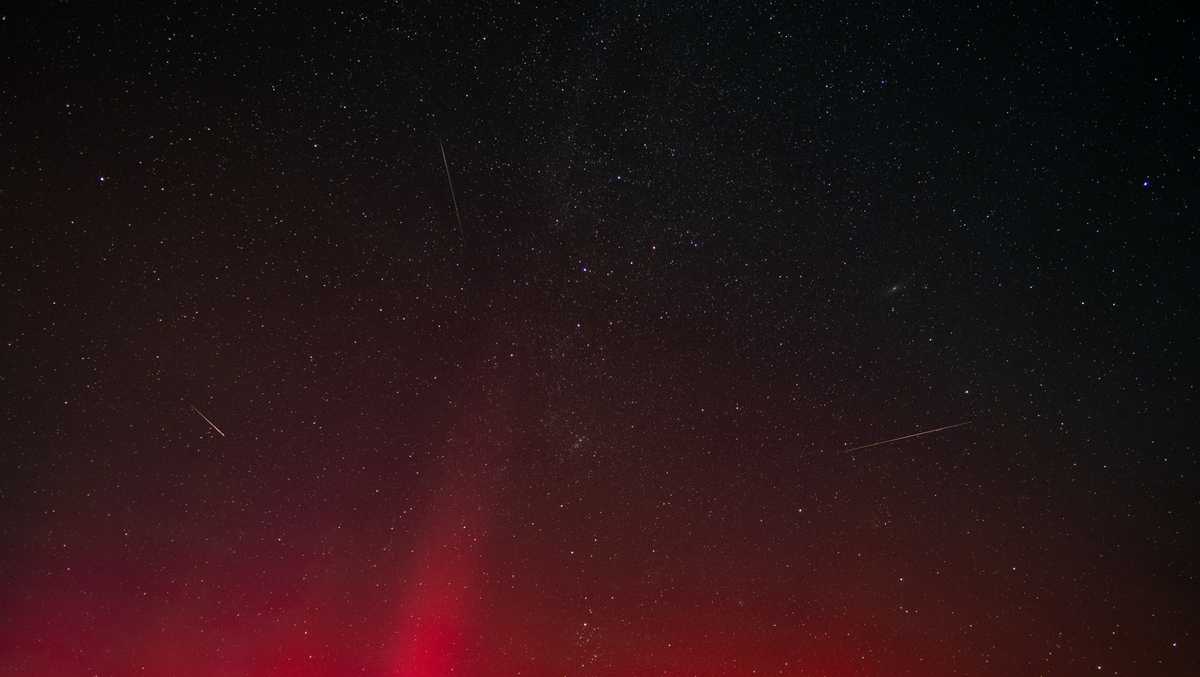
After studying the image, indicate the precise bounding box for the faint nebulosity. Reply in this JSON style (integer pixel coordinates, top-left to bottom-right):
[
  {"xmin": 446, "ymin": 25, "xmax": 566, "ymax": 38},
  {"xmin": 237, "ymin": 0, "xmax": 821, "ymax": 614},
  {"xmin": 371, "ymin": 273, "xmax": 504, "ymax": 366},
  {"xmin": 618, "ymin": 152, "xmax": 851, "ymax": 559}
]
[{"xmin": 0, "ymin": 4, "xmax": 1196, "ymax": 676}]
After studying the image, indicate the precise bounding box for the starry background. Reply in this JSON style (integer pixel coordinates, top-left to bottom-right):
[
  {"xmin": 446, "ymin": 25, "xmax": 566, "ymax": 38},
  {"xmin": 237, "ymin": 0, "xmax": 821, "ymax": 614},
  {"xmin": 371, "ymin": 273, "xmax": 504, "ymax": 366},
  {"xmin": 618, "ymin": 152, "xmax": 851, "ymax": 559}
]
[{"xmin": 1, "ymin": 3, "xmax": 1196, "ymax": 676}]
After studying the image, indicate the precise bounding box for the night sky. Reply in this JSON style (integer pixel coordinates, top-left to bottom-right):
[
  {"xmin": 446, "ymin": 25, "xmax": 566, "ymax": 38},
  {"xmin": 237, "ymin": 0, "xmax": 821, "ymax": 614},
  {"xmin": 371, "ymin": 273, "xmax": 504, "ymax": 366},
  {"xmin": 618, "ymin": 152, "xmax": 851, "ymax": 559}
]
[{"xmin": 1, "ymin": 3, "xmax": 1197, "ymax": 676}]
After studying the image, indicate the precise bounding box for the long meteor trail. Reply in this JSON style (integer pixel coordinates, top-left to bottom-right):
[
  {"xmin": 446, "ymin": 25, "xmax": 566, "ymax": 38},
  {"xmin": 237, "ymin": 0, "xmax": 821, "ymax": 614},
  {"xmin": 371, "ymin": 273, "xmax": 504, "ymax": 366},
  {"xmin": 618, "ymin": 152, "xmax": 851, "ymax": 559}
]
[
  {"xmin": 839, "ymin": 420, "xmax": 970, "ymax": 453},
  {"xmin": 439, "ymin": 140, "xmax": 465, "ymax": 240},
  {"xmin": 190, "ymin": 404, "xmax": 226, "ymax": 438}
]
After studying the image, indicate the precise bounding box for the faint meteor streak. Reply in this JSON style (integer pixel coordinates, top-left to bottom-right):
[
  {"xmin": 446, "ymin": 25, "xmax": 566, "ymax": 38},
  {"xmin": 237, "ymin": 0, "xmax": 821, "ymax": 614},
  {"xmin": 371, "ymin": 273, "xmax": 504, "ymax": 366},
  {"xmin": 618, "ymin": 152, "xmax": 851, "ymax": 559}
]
[
  {"xmin": 190, "ymin": 404, "xmax": 226, "ymax": 437},
  {"xmin": 839, "ymin": 420, "xmax": 970, "ymax": 453},
  {"xmin": 439, "ymin": 140, "xmax": 465, "ymax": 240}
]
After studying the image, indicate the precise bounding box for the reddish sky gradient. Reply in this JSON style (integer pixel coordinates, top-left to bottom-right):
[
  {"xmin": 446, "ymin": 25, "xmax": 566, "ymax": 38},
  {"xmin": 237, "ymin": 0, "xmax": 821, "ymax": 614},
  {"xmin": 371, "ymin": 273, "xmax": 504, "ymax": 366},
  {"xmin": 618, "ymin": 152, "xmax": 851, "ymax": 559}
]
[{"xmin": 2, "ymin": 3, "xmax": 1197, "ymax": 676}]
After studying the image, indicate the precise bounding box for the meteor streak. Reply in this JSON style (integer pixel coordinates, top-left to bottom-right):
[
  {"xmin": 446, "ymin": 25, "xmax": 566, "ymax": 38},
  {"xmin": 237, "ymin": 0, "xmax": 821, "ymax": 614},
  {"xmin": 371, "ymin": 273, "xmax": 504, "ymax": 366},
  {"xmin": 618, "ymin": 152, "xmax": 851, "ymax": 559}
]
[
  {"xmin": 439, "ymin": 140, "xmax": 465, "ymax": 241},
  {"xmin": 190, "ymin": 404, "xmax": 226, "ymax": 437},
  {"xmin": 839, "ymin": 420, "xmax": 970, "ymax": 453}
]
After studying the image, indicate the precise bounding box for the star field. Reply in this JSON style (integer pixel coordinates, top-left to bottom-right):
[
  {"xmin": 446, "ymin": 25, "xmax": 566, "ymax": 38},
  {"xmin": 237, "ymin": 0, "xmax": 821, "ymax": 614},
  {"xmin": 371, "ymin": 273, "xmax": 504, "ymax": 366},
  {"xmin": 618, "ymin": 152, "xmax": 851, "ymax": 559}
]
[{"xmin": 1, "ymin": 3, "xmax": 1196, "ymax": 676}]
